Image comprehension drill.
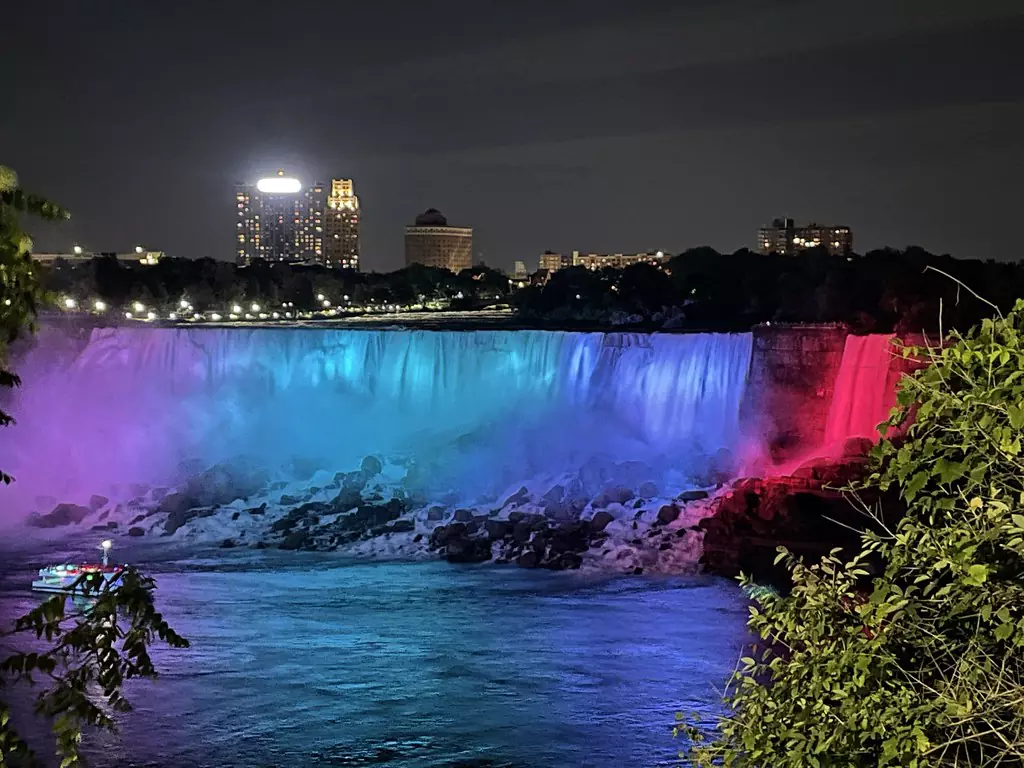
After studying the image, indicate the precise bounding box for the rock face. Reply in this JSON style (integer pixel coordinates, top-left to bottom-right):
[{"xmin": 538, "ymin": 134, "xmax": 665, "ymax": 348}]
[
  {"xmin": 698, "ymin": 471, "xmax": 901, "ymax": 591},
  {"xmin": 28, "ymin": 503, "xmax": 91, "ymax": 528}
]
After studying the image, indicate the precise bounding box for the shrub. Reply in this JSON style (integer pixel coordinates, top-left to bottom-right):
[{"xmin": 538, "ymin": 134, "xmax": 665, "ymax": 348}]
[{"xmin": 681, "ymin": 302, "xmax": 1024, "ymax": 766}]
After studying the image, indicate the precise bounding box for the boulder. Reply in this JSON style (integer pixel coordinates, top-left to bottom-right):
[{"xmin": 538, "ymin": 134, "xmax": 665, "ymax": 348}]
[
  {"xmin": 677, "ymin": 489, "xmax": 709, "ymax": 503},
  {"xmin": 445, "ymin": 537, "xmax": 492, "ymax": 564},
  {"xmin": 219, "ymin": 538, "xmax": 237, "ymax": 549},
  {"xmin": 592, "ymin": 486, "xmax": 634, "ymax": 509},
  {"xmin": 430, "ymin": 522, "xmax": 467, "ymax": 548},
  {"xmin": 34, "ymin": 495, "xmax": 57, "ymax": 511},
  {"xmin": 360, "ymin": 455, "xmax": 383, "ymax": 476},
  {"xmin": 130, "ymin": 514, "xmax": 146, "ymax": 525},
  {"xmin": 542, "ymin": 485, "xmax": 565, "ymax": 504},
  {"xmin": 151, "ymin": 487, "xmax": 169, "ymax": 501},
  {"xmin": 28, "ymin": 503, "xmax": 91, "ymax": 528},
  {"xmin": 89, "ymin": 494, "xmax": 110, "ymax": 512},
  {"xmin": 231, "ymin": 511, "xmax": 240, "ymax": 521},
  {"xmin": 164, "ymin": 508, "xmax": 202, "ymax": 535},
  {"xmin": 129, "ymin": 483, "xmax": 151, "ymax": 498},
  {"xmin": 501, "ymin": 486, "xmax": 530, "ymax": 508},
  {"xmin": 512, "ymin": 522, "xmax": 533, "ymax": 543},
  {"xmin": 484, "ymin": 520, "xmax": 510, "ymax": 539},
  {"xmin": 387, "ymin": 519, "xmax": 415, "ymax": 533},
  {"xmin": 128, "ymin": 526, "xmax": 145, "ymax": 537},
  {"xmin": 588, "ymin": 510, "xmax": 615, "ymax": 533},
  {"xmin": 453, "ymin": 508, "xmax": 474, "ymax": 523},
  {"xmin": 515, "ymin": 550, "xmax": 539, "ymax": 568},
  {"xmin": 638, "ymin": 482, "xmax": 658, "ymax": 499},
  {"xmin": 426, "ymin": 506, "xmax": 447, "ymax": 521},
  {"xmin": 248, "ymin": 503, "xmax": 267, "ymax": 516},
  {"xmin": 843, "ymin": 436, "xmax": 875, "ymax": 458},
  {"xmin": 331, "ymin": 487, "xmax": 363, "ymax": 512},
  {"xmin": 98, "ymin": 510, "xmax": 111, "ymax": 521},
  {"xmin": 279, "ymin": 532, "xmax": 309, "ymax": 551},
  {"xmin": 656, "ymin": 504, "xmax": 680, "ymax": 525}
]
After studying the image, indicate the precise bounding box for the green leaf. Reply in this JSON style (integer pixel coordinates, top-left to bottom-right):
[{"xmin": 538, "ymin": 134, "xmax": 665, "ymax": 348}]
[{"xmin": 965, "ymin": 564, "xmax": 989, "ymax": 586}]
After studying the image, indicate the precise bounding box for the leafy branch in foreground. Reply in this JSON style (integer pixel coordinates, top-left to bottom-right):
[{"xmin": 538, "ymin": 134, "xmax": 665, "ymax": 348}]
[
  {"xmin": 0, "ymin": 165, "xmax": 69, "ymax": 484},
  {"xmin": 0, "ymin": 569, "xmax": 189, "ymax": 767},
  {"xmin": 679, "ymin": 301, "xmax": 1024, "ymax": 766}
]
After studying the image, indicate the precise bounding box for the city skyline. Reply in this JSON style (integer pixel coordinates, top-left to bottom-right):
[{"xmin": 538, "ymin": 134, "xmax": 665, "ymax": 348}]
[{"xmin": 4, "ymin": 2, "xmax": 1022, "ymax": 271}]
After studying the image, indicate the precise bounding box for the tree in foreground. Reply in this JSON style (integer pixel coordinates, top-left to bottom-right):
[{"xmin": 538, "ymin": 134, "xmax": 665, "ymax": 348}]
[
  {"xmin": 681, "ymin": 301, "xmax": 1024, "ymax": 766},
  {"xmin": 1, "ymin": 570, "xmax": 189, "ymax": 767},
  {"xmin": 1, "ymin": 168, "xmax": 189, "ymax": 766}
]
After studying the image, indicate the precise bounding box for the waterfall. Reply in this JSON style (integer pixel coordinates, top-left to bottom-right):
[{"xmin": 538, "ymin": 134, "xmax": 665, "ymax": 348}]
[
  {"xmin": 824, "ymin": 334, "xmax": 896, "ymax": 444},
  {"xmin": 1, "ymin": 327, "xmax": 753, "ymax": 513}
]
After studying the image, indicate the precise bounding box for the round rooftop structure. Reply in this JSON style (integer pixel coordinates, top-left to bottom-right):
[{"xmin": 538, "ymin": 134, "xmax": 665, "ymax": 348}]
[{"xmin": 414, "ymin": 208, "xmax": 449, "ymax": 227}]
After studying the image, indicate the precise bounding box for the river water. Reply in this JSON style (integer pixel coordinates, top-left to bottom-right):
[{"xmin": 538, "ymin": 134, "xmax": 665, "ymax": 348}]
[{"xmin": 0, "ymin": 547, "xmax": 747, "ymax": 768}]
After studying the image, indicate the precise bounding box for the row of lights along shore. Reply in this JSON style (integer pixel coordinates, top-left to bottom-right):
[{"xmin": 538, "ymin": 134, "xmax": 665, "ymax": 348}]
[{"xmin": 57, "ymin": 293, "xmax": 457, "ymax": 323}]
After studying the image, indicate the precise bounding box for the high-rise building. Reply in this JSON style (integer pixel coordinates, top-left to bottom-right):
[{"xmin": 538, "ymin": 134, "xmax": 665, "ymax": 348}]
[
  {"xmin": 513, "ymin": 261, "xmax": 528, "ymax": 279},
  {"xmin": 757, "ymin": 218, "xmax": 853, "ymax": 256},
  {"xmin": 325, "ymin": 179, "xmax": 360, "ymax": 270},
  {"xmin": 235, "ymin": 171, "xmax": 360, "ymax": 268},
  {"xmin": 404, "ymin": 209, "xmax": 473, "ymax": 273}
]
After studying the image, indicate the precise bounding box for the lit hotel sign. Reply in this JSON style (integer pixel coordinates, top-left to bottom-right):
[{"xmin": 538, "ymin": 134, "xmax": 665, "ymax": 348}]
[{"xmin": 256, "ymin": 176, "xmax": 302, "ymax": 194}]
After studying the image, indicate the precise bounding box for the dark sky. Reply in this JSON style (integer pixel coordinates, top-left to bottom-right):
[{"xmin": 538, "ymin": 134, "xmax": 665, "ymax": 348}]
[{"xmin": 3, "ymin": 0, "xmax": 1023, "ymax": 271}]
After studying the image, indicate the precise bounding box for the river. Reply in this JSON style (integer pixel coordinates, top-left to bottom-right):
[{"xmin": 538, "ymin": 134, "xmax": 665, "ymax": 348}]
[{"xmin": 0, "ymin": 547, "xmax": 747, "ymax": 768}]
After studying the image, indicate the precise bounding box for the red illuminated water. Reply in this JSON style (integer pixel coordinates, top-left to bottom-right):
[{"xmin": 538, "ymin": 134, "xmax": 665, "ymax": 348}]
[{"xmin": 824, "ymin": 334, "xmax": 896, "ymax": 444}]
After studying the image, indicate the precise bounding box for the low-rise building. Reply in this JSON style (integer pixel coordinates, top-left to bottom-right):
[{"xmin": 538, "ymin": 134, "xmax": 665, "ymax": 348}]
[
  {"xmin": 33, "ymin": 248, "xmax": 163, "ymax": 265},
  {"xmin": 539, "ymin": 250, "xmax": 667, "ymax": 273}
]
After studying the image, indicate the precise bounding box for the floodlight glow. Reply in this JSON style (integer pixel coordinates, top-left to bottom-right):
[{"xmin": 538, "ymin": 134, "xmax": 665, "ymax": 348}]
[
  {"xmin": 63, "ymin": 297, "xmax": 77, "ymax": 309},
  {"xmin": 93, "ymin": 300, "xmax": 106, "ymax": 311},
  {"xmin": 251, "ymin": 303, "xmax": 260, "ymax": 312},
  {"xmin": 179, "ymin": 299, "xmax": 189, "ymax": 308},
  {"xmin": 100, "ymin": 539, "xmax": 112, "ymax": 550},
  {"xmin": 133, "ymin": 302, "xmax": 145, "ymax": 313},
  {"xmin": 135, "ymin": 245, "xmax": 144, "ymax": 254},
  {"xmin": 232, "ymin": 304, "xmax": 242, "ymax": 314},
  {"xmin": 168, "ymin": 312, "xmax": 178, "ymax": 321},
  {"xmin": 72, "ymin": 245, "xmax": 83, "ymax": 255},
  {"xmin": 210, "ymin": 313, "xmax": 222, "ymax": 321},
  {"xmin": 256, "ymin": 177, "xmax": 302, "ymax": 194},
  {"xmin": 146, "ymin": 311, "xmax": 157, "ymax": 321}
]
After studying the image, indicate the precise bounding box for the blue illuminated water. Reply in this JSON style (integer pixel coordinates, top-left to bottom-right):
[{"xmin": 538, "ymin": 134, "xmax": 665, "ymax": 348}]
[
  {"xmin": 4, "ymin": 329, "xmax": 755, "ymax": 514},
  {"xmin": 0, "ymin": 548, "xmax": 748, "ymax": 767}
]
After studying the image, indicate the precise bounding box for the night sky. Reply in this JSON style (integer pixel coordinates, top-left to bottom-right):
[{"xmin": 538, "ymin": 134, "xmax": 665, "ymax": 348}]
[{"xmin": 4, "ymin": 0, "xmax": 1023, "ymax": 271}]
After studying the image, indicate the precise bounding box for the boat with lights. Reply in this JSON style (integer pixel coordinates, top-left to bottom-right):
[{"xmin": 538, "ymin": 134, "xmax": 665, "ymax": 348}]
[{"xmin": 31, "ymin": 540, "xmax": 125, "ymax": 595}]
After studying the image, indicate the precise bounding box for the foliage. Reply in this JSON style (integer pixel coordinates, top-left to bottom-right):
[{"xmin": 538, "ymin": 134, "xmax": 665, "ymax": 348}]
[
  {"xmin": 0, "ymin": 568, "xmax": 189, "ymax": 767},
  {"xmin": 515, "ymin": 247, "xmax": 1024, "ymax": 333},
  {"xmin": 0, "ymin": 166, "xmax": 69, "ymax": 484},
  {"xmin": 681, "ymin": 302, "xmax": 1024, "ymax": 766}
]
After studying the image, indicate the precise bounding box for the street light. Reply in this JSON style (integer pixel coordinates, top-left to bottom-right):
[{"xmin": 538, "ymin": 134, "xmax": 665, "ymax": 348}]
[
  {"xmin": 232, "ymin": 304, "xmax": 242, "ymax": 314},
  {"xmin": 93, "ymin": 300, "xmax": 106, "ymax": 311},
  {"xmin": 135, "ymin": 245, "xmax": 144, "ymax": 254},
  {"xmin": 72, "ymin": 245, "xmax": 83, "ymax": 256},
  {"xmin": 99, "ymin": 539, "xmax": 112, "ymax": 566},
  {"xmin": 251, "ymin": 303, "xmax": 261, "ymax": 312},
  {"xmin": 133, "ymin": 301, "xmax": 145, "ymax": 313},
  {"xmin": 63, "ymin": 297, "xmax": 77, "ymax": 309}
]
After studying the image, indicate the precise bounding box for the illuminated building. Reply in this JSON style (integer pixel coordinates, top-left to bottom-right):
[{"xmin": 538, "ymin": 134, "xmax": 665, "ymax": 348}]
[
  {"xmin": 513, "ymin": 261, "xmax": 528, "ymax": 279},
  {"xmin": 236, "ymin": 170, "xmax": 360, "ymax": 268},
  {"xmin": 404, "ymin": 209, "xmax": 473, "ymax": 273},
  {"xmin": 324, "ymin": 179, "xmax": 360, "ymax": 270},
  {"xmin": 758, "ymin": 218, "xmax": 853, "ymax": 256},
  {"xmin": 33, "ymin": 249, "xmax": 163, "ymax": 265},
  {"xmin": 539, "ymin": 250, "xmax": 667, "ymax": 273}
]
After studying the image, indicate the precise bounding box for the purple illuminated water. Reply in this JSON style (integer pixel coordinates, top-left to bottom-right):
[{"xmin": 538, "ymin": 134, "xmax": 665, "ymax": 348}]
[{"xmin": 0, "ymin": 546, "xmax": 747, "ymax": 768}]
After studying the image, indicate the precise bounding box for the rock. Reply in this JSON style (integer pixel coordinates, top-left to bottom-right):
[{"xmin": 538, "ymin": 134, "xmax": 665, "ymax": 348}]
[
  {"xmin": 332, "ymin": 487, "xmax": 363, "ymax": 512},
  {"xmin": 360, "ymin": 455, "xmax": 383, "ymax": 476},
  {"xmin": 248, "ymin": 504, "xmax": 267, "ymax": 516},
  {"xmin": 163, "ymin": 508, "xmax": 202, "ymax": 535},
  {"xmin": 632, "ymin": 566, "xmax": 644, "ymax": 576},
  {"xmin": 387, "ymin": 519, "xmax": 415, "ymax": 533},
  {"xmin": 677, "ymin": 490, "xmax": 709, "ymax": 503},
  {"xmin": 413, "ymin": 533, "xmax": 423, "ymax": 543},
  {"xmin": 656, "ymin": 505, "xmax": 680, "ymax": 525},
  {"xmin": 512, "ymin": 522, "xmax": 532, "ymax": 543},
  {"xmin": 501, "ymin": 486, "xmax": 530, "ymax": 508},
  {"xmin": 183, "ymin": 463, "xmax": 267, "ymax": 507},
  {"xmin": 269, "ymin": 481, "xmax": 288, "ymax": 491},
  {"xmin": 228, "ymin": 511, "xmax": 238, "ymax": 520},
  {"xmin": 98, "ymin": 510, "xmax": 111, "ymax": 521},
  {"xmin": 592, "ymin": 486, "xmax": 634, "ymax": 509},
  {"xmin": 151, "ymin": 487, "xmax": 169, "ymax": 501},
  {"xmin": 484, "ymin": 520, "xmax": 510, "ymax": 539},
  {"xmin": 589, "ymin": 510, "xmax": 615, "ymax": 533},
  {"xmin": 843, "ymin": 436, "xmax": 875, "ymax": 458},
  {"xmin": 445, "ymin": 537, "xmax": 492, "ymax": 564},
  {"xmin": 288, "ymin": 457, "xmax": 321, "ymax": 481},
  {"xmin": 430, "ymin": 522, "xmax": 467, "ymax": 548},
  {"xmin": 254, "ymin": 541, "xmax": 268, "ymax": 549},
  {"xmin": 633, "ymin": 499, "xmax": 644, "ymax": 509},
  {"xmin": 516, "ymin": 550, "xmax": 539, "ymax": 568},
  {"xmin": 129, "ymin": 483, "xmax": 151, "ymax": 498},
  {"xmin": 90, "ymin": 524, "xmax": 109, "ymax": 531},
  {"xmin": 279, "ymin": 532, "xmax": 309, "ymax": 551},
  {"xmin": 542, "ymin": 485, "xmax": 565, "ymax": 504},
  {"xmin": 219, "ymin": 538, "xmax": 237, "ymax": 549},
  {"xmin": 89, "ymin": 494, "xmax": 110, "ymax": 512},
  {"xmin": 130, "ymin": 514, "xmax": 146, "ymax": 525},
  {"xmin": 34, "ymin": 495, "xmax": 57, "ymax": 511},
  {"xmin": 453, "ymin": 508, "xmax": 474, "ymax": 523},
  {"xmin": 638, "ymin": 482, "xmax": 658, "ymax": 498},
  {"xmin": 28, "ymin": 503, "xmax": 91, "ymax": 528},
  {"xmin": 556, "ymin": 552, "xmax": 583, "ymax": 570},
  {"xmin": 507, "ymin": 511, "xmax": 526, "ymax": 524},
  {"xmin": 426, "ymin": 506, "xmax": 447, "ymax": 521},
  {"xmin": 128, "ymin": 526, "xmax": 145, "ymax": 537},
  {"xmin": 159, "ymin": 493, "xmax": 194, "ymax": 516}
]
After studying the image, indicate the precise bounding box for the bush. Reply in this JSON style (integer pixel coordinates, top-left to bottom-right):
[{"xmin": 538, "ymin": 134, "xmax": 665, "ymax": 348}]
[{"xmin": 681, "ymin": 302, "xmax": 1024, "ymax": 766}]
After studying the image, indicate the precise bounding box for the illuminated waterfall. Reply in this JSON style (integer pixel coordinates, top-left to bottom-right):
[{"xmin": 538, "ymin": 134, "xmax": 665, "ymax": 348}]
[
  {"xmin": 2, "ymin": 328, "xmax": 753, "ymax": 513},
  {"xmin": 823, "ymin": 334, "xmax": 897, "ymax": 444}
]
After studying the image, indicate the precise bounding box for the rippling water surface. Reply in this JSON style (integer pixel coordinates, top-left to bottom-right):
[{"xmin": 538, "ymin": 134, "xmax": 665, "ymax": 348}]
[{"xmin": 0, "ymin": 548, "xmax": 747, "ymax": 768}]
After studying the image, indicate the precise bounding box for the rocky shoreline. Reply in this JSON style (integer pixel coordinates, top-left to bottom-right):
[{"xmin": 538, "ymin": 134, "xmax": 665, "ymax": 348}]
[{"xmin": 25, "ymin": 440, "xmax": 880, "ymax": 582}]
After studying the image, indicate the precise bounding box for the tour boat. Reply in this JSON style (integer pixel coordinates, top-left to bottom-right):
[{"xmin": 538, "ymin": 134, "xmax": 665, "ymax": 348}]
[{"xmin": 31, "ymin": 540, "xmax": 124, "ymax": 595}]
